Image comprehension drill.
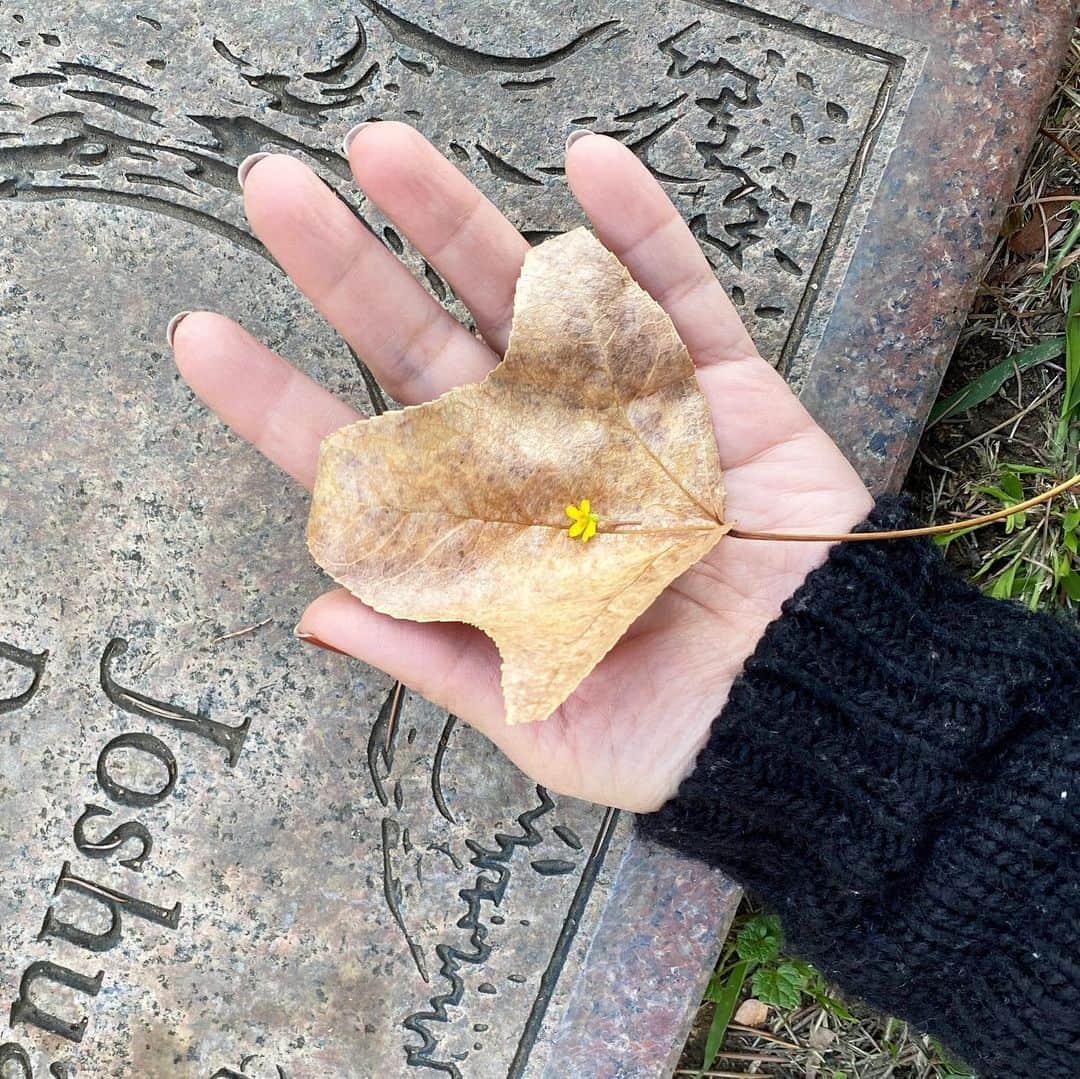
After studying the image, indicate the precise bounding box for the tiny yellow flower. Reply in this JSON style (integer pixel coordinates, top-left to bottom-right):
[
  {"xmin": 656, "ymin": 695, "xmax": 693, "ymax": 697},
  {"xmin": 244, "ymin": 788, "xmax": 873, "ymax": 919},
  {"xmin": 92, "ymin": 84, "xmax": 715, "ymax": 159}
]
[{"xmin": 565, "ymin": 498, "xmax": 599, "ymax": 543}]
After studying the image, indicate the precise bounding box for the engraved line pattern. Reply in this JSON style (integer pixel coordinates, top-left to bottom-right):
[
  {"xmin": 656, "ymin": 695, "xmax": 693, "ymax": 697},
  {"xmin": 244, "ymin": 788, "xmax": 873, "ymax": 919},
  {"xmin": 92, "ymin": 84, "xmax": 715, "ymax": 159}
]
[
  {"xmin": 363, "ymin": 682, "xmax": 593, "ymax": 1071},
  {"xmin": 402, "ymin": 786, "xmax": 558, "ymax": 1077},
  {"xmin": 0, "ymin": 640, "xmax": 49, "ymax": 715},
  {"xmin": 0, "ymin": 3, "xmax": 902, "ymax": 369},
  {"xmin": 507, "ymin": 806, "xmax": 619, "ymax": 1078}
]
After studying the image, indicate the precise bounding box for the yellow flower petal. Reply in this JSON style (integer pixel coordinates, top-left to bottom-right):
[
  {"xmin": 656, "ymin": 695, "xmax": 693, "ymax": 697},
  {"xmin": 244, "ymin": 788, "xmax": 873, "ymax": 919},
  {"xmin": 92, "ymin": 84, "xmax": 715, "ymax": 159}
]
[
  {"xmin": 582, "ymin": 518, "xmax": 598, "ymax": 542},
  {"xmin": 566, "ymin": 504, "xmax": 583, "ymax": 522},
  {"xmin": 580, "ymin": 499, "xmax": 590, "ymax": 515},
  {"xmin": 568, "ymin": 519, "xmax": 586, "ymax": 538}
]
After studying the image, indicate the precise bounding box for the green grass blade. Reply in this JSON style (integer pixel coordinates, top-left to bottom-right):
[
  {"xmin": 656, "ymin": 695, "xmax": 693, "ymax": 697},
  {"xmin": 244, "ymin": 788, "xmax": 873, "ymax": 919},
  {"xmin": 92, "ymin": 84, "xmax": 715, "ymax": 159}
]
[
  {"xmin": 997, "ymin": 462, "xmax": 1056, "ymax": 476},
  {"xmin": 813, "ymin": 990, "xmax": 856, "ymax": 1022},
  {"xmin": 1054, "ymin": 279, "xmax": 1080, "ymax": 451},
  {"xmin": 988, "ymin": 558, "xmax": 1019, "ymax": 598},
  {"xmin": 928, "ymin": 338, "xmax": 1065, "ymax": 428},
  {"xmin": 702, "ymin": 958, "xmax": 749, "ymax": 1069},
  {"xmin": 1064, "ymin": 572, "xmax": 1080, "ymax": 601},
  {"xmin": 1037, "ymin": 201, "xmax": 1080, "ymax": 289}
]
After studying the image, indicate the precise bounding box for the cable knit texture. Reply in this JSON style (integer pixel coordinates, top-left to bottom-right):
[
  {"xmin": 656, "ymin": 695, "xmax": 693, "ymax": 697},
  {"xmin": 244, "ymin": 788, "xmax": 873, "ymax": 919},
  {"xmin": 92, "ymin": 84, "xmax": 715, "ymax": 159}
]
[{"xmin": 638, "ymin": 497, "xmax": 1079, "ymax": 1076}]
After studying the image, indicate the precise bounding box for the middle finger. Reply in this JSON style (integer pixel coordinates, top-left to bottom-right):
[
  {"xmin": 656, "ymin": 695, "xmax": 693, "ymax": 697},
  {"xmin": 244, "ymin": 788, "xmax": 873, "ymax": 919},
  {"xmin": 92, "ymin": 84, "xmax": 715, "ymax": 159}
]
[
  {"xmin": 241, "ymin": 151, "xmax": 498, "ymax": 405},
  {"xmin": 345, "ymin": 122, "xmax": 531, "ymax": 357}
]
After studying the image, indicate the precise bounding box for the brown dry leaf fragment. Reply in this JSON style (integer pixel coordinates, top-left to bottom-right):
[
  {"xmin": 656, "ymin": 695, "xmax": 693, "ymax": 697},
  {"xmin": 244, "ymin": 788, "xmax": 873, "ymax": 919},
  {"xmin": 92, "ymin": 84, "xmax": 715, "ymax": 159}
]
[
  {"xmin": 308, "ymin": 228, "xmax": 728, "ymax": 725},
  {"xmin": 1007, "ymin": 186, "xmax": 1075, "ymax": 256}
]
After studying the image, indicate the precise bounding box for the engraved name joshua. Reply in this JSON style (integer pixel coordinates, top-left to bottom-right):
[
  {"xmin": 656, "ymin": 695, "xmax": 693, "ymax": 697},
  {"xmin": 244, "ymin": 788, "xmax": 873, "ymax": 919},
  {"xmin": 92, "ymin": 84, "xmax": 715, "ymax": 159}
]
[{"xmin": 0, "ymin": 635, "xmax": 252, "ymax": 1077}]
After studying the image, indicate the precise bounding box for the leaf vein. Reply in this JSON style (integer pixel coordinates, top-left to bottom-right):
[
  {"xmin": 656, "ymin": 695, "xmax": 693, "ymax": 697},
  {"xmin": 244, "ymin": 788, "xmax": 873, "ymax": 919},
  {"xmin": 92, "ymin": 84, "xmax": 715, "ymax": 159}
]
[{"xmin": 592, "ymin": 309, "xmax": 718, "ymax": 522}]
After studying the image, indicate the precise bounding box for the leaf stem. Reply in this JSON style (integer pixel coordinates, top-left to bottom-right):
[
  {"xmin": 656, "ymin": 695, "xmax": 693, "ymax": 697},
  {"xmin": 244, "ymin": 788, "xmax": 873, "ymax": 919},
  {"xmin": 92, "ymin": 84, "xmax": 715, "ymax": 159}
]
[{"xmin": 729, "ymin": 473, "xmax": 1080, "ymax": 543}]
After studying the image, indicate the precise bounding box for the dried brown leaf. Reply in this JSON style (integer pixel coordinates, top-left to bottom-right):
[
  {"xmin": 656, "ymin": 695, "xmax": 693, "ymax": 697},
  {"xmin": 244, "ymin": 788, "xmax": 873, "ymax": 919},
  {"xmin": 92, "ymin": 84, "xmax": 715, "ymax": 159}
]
[
  {"xmin": 308, "ymin": 228, "xmax": 727, "ymax": 725},
  {"xmin": 1007, "ymin": 186, "xmax": 1075, "ymax": 256}
]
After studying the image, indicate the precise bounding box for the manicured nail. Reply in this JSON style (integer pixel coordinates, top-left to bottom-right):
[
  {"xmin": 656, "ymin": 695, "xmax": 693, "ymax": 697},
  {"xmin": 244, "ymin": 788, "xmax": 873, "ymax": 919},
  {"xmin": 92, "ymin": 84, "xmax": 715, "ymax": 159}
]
[
  {"xmin": 166, "ymin": 311, "xmax": 191, "ymax": 348},
  {"xmin": 566, "ymin": 129, "xmax": 595, "ymax": 152},
  {"xmin": 295, "ymin": 629, "xmax": 351, "ymax": 658},
  {"xmin": 237, "ymin": 151, "xmax": 271, "ymax": 188},
  {"xmin": 342, "ymin": 121, "xmax": 372, "ymax": 158}
]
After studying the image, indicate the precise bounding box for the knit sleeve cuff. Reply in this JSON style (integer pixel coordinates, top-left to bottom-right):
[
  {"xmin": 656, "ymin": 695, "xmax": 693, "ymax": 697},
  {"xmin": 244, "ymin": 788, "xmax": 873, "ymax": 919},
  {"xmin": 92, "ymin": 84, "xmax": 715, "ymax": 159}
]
[
  {"xmin": 637, "ymin": 495, "xmax": 1068, "ymax": 872},
  {"xmin": 635, "ymin": 496, "xmax": 1079, "ymax": 1072}
]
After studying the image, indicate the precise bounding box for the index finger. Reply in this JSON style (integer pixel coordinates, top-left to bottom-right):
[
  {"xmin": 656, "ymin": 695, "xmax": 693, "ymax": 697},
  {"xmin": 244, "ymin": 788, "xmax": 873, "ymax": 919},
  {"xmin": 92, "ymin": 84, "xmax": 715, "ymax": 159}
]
[{"xmin": 565, "ymin": 133, "xmax": 760, "ymax": 368}]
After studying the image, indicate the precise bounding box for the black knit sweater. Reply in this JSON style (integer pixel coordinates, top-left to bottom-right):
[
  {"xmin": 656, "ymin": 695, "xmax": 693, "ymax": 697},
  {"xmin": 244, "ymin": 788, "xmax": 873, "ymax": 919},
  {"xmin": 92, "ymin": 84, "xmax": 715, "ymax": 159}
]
[{"xmin": 639, "ymin": 499, "xmax": 1079, "ymax": 1076}]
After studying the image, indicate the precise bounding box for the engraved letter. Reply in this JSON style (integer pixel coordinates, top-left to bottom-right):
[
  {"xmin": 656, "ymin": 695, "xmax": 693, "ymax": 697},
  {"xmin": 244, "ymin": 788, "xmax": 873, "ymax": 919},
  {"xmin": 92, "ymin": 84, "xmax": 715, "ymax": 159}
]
[
  {"xmin": 73, "ymin": 803, "xmax": 153, "ymax": 871},
  {"xmin": 0, "ymin": 641, "xmax": 48, "ymax": 716},
  {"xmin": 39, "ymin": 861, "xmax": 181, "ymax": 953},
  {"xmin": 0, "ymin": 1042, "xmax": 32, "ymax": 1078},
  {"xmin": 96, "ymin": 732, "xmax": 177, "ymax": 808},
  {"xmin": 100, "ymin": 639, "xmax": 251, "ymax": 766},
  {"xmin": 9, "ymin": 961, "xmax": 104, "ymax": 1043}
]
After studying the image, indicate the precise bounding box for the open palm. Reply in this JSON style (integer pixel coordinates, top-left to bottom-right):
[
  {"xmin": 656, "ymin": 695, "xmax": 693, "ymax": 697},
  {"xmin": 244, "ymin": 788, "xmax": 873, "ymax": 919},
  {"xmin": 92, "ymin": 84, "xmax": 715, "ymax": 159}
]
[{"xmin": 173, "ymin": 124, "xmax": 872, "ymax": 813}]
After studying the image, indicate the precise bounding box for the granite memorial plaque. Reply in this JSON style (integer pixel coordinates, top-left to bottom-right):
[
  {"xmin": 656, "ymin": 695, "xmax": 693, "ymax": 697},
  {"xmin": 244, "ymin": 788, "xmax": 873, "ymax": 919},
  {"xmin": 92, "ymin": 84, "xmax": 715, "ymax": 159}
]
[{"xmin": 0, "ymin": 2, "xmax": 1070, "ymax": 1077}]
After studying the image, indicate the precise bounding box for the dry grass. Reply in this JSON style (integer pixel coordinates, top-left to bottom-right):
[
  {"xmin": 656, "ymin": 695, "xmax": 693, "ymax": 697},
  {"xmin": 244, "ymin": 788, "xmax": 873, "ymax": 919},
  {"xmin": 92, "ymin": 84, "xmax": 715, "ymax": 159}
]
[
  {"xmin": 909, "ymin": 28, "xmax": 1080, "ymax": 588},
  {"xmin": 678, "ymin": 900, "xmax": 974, "ymax": 1079},
  {"xmin": 679, "ymin": 1009, "xmax": 969, "ymax": 1079},
  {"xmin": 680, "ymin": 25, "xmax": 1080, "ymax": 1079}
]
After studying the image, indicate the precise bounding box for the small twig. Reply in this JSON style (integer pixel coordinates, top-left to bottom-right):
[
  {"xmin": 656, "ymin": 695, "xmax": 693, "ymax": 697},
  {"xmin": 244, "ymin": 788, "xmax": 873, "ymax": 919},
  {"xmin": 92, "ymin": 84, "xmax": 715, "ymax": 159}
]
[
  {"xmin": 211, "ymin": 617, "xmax": 272, "ymax": 645},
  {"xmin": 673, "ymin": 1071, "xmax": 756, "ymax": 1078},
  {"xmin": 944, "ymin": 380, "xmax": 1061, "ymax": 459},
  {"xmin": 1039, "ymin": 125, "xmax": 1080, "ymax": 170},
  {"xmin": 729, "ymin": 473, "xmax": 1080, "ymax": 543},
  {"xmin": 726, "ymin": 1025, "xmax": 801, "ymax": 1049},
  {"xmin": 700, "ymin": 1051, "xmax": 788, "ymax": 1063},
  {"xmin": 1026, "ymin": 193, "xmax": 1080, "ymax": 208}
]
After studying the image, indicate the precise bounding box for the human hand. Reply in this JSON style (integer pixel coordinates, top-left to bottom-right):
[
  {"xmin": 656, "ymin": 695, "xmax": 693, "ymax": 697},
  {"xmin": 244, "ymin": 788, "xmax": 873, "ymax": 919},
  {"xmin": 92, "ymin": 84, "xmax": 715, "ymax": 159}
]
[{"xmin": 171, "ymin": 123, "xmax": 873, "ymax": 813}]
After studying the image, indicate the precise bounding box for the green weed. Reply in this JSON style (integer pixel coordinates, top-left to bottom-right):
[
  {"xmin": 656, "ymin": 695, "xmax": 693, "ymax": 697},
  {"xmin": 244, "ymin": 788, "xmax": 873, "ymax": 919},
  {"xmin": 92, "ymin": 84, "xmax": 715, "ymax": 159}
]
[
  {"xmin": 698, "ymin": 912, "xmax": 853, "ymax": 1070},
  {"xmin": 935, "ymin": 460, "xmax": 1080, "ymax": 608},
  {"xmin": 934, "ymin": 274, "xmax": 1080, "ymax": 609}
]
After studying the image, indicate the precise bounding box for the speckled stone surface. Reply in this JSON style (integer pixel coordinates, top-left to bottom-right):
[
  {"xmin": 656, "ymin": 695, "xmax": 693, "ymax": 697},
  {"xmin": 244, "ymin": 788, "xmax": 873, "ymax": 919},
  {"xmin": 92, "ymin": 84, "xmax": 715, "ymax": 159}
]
[
  {"xmin": 0, "ymin": 3, "xmax": 1069, "ymax": 1078},
  {"xmin": 797, "ymin": 0, "xmax": 1075, "ymax": 490}
]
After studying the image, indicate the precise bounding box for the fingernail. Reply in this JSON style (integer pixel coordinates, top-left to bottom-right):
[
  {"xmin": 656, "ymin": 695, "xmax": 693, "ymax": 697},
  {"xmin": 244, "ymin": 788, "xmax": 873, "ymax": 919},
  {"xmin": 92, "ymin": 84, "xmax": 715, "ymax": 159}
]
[
  {"xmin": 295, "ymin": 629, "xmax": 351, "ymax": 658},
  {"xmin": 237, "ymin": 151, "xmax": 271, "ymax": 188},
  {"xmin": 166, "ymin": 311, "xmax": 191, "ymax": 348},
  {"xmin": 342, "ymin": 121, "xmax": 372, "ymax": 157},
  {"xmin": 566, "ymin": 129, "xmax": 595, "ymax": 152}
]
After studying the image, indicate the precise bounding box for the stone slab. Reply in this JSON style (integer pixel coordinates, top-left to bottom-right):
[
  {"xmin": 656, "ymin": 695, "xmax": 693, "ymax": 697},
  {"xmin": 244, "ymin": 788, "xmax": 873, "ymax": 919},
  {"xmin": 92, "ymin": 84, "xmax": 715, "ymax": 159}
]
[{"xmin": 0, "ymin": 2, "xmax": 1070, "ymax": 1078}]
